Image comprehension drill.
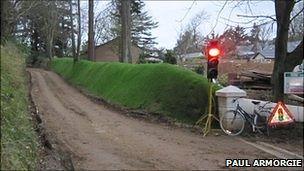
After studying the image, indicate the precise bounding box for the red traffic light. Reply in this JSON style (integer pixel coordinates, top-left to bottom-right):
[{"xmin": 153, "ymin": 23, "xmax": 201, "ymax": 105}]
[
  {"xmin": 208, "ymin": 48, "xmax": 220, "ymax": 57},
  {"xmin": 206, "ymin": 40, "xmax": 221, "ymax": 58},
  {"xmin": 205, "ymin": 39, "xmax": 221, "ymax": 79}
]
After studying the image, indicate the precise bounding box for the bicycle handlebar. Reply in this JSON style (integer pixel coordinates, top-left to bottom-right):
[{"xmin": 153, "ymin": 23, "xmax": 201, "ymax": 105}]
[
  {"xmin": 261, "ymin": 101, "xmax": 272, "ymax": 108},
  {"xmin": 232, "ymin": 97, "xmax": 241, "ymax": 106},
  {"xmin": 232, "ymin": 97, "xmax": 273, "ymax": 110}
]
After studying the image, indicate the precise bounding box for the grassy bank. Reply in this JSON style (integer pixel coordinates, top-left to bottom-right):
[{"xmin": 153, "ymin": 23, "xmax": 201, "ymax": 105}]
[
  {"xmin": 52, "ymin": 58, "xmax": 218, "ymax": 124},
  {"xmin": 1, "ymin": 42, "xmax": 39, "ymax": 170}
]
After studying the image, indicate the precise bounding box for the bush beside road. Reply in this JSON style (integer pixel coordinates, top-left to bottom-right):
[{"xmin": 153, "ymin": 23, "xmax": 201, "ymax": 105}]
[
  {"xmin": 0, "ymin": 42, "xmax": 39, "ymax": 170},
  {"xmin": 51, "ymin": 58, "xmax": 219, "ymax": 124}
]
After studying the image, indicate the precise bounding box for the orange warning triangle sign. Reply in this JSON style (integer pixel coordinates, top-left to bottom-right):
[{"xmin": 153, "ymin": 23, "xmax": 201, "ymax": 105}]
[{"xmin": 268, "ymin": 101, "xmax": 295, "ymax": 126}]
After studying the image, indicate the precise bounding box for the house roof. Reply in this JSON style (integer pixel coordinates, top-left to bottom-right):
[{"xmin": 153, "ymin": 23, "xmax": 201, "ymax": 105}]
[
  {"xmin": 237, "ymin": 40, "xmax": 301, "ymax": 59},
  {"xmin": 95, "ymin": 38, "xmax": 118, "ymax": 49},
  {"xmin": 180, "ymin": 52, "xmax": 203, "ymax": 59},
  {"xmin": 95, "ymin": 37, "xmax": 142, "ymax": 49},
  {"xmin": 146, "ymin": 57, "xmax": 163, "ymax": 62},
  {"xmin": 236, "ymin": 44, "xmax": 255, "ymax": 58},
  {"xmin": 251, "ymin": 52, "xmax": 267, "ymax": 59},
  {"xmin": 83, "ymin": 37, "xmax": 142, "ymax": 54}
]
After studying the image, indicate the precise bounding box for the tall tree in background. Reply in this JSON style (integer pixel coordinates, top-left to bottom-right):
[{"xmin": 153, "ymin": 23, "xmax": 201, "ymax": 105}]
[
  {"xmin": 1, "ymin": 0, "xmax": 38, "ymax": 43},
  {"xmin": 249, "ymin": 23, "xmax": 271, "ymax": 53},
  {"xmin": 69, "ymin": 0, "xmax": 76, "ymax": 60},
  {"xmin": 227, "ymin": 0, "xmax": 303, "ymax": 101},
  {"xmin": 130, "ymin": 0, "xmax": 158, "ymax": 50},
  {"xmin": 1, "ymin": 0, "xmax": 14, "ymax": 43},
  {"xmin": 272, "ymin": 0, "xmax": 303, "ymax": 101},
  {"xmin": 120, "ymin": 0, "xmax": 132, "ymax": 63},
  {"xmin": 88, "ymin": 0, "xmax": 95, "ymax": 61},
  {"xmin": 2, "ymin": 0, "xmax": 79, "ymax": 60},
  {"xmin": 218, "ymin": 25, "xmax": 249, "ymax": 56},
  {"xmin": 95, "ymin": 0, "xmax": 158, "ymax": 50},
  {"xmin": 42, "ymin": 1, "xmax": 58, "ymax": 59},
  {"xmin": 174, "ymin": 30, "xmax": 195, "ymax": 55},
  {"xmin": 174, "ymin": 11, "xmax": 208, "ymax": 55},
  {"xmin": 76, "ymin": 0, "xmax": 81, "ymax": 59},
  {"xmin": 249, "ymin": 23, "xmax": 261, "ymax": 53}
]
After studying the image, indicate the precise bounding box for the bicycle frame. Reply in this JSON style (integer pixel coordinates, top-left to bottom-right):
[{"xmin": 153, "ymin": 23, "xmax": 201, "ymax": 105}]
[
  {"xmin": 221, "ymin": 98, "xmax": 271, "ymax": 136},
  {"xmin": 234, "ymin": 103, "xmax": 256, "ymax": 126}
]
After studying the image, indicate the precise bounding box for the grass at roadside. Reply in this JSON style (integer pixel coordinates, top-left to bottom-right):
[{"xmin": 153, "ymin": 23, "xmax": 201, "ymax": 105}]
[
  {"xmin": 51, "ymin": 58, "xmax": 219, "ymax": 124},
  {"xmin": 1, "ymin": 42, "xmax": 39, "ymax": 170}
]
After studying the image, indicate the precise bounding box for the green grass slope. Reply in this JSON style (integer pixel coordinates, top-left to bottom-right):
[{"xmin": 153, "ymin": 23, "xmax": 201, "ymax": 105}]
[
  {"xmin": 1, "ymin": 42, "xmax": 38, "ymax": 170},
  {"xmin": 51, "ymin": 58, "xmax": 216, "ymax": 124}
]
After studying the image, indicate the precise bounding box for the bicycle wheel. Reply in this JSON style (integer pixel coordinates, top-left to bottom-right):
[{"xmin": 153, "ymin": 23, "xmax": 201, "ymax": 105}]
[
  {"xmin": 254, "ymin": 114, "xmax": 268, "ymax": 128},
  {"xmin": 255, "ymin": 111, "xmax": 270, "ymax": 135},
  {"xmin": 220, "ymin": 110, "xmax": 245, "ymax": 136}
]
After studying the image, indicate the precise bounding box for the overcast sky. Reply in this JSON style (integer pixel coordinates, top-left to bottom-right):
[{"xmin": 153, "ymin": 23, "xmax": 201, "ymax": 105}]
[
  {"xmin": 144, "ymin": 1, "xmax": 276, "ymax": 49},
  {"xmin": 93, "ymin": 0, "xmax": 276, "ymax": 49}
]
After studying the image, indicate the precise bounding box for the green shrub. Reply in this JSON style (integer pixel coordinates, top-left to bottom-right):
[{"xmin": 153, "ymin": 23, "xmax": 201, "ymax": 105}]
[
  {"xmin": 51, "ymin": 58, "xmax": 219, "ymax": 124},
  {"xmin": 194, "ymin": 65, "xmax": 205, "ymax": 75},
  {"xmin": 164, "ymin": 50, "xmax": 177, "ymax": 64},
  {"xmin": 1, "ymin": 42, "xmax": 39, "ymax": 170},
  {"xmin": 218, "ymin": 73, "xmax": 228, "ymax": 87},
  {"xmin": 137, "ymin": 52, "xmax": 149, "ymax": 64}
]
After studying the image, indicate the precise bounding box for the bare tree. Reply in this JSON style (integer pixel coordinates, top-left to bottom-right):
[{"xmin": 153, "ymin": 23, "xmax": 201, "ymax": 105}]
[
  {"xmin": 259, "ymin": 25, "xmax": 271, "ymax": 50},
  {"xmin": 224, "ymin": 0, "xmax": 303, "ymax": 101},
  {"xmin": 289, "ymin": 1, "xmax": 304, "ymax": 40},
  {"xmin": 94, "ymin": 4, "xmax": 116, "ymax": 45},
  {"xmin": 76, "ymin": 0, "xmax": 81, "ymax": 60},
  {"xmin": 69, "ymin": 0, "xmax": 76, "ymax": 61},
  {"xmin": 88, "ymin": 0, "xmax": 95, "ymax": 61},
  {"xmin": 1, "ymin": 0, "xmax": 38, "ymax": 43},
  {"xmin": 272, "ymin": 0, "xmax": 303, "ymax": 101},
  {"xmin": 188, "ymin": 11, "xmax": 209, "ymax": 49},
  {"xmin": 174, "ymin": 10, "xmax": 209, "ymax": 55},
  {"xmin": 120, "ymin": 0, "xmax": 132, "ymax": 63},
  {"xmin": 42, "ymin": 1, "xmax": 58, "ymax": 59}
]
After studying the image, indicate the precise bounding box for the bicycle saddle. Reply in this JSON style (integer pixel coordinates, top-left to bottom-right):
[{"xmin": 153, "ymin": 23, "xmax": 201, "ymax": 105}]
[{"xmin": 251, "ymin": 101, "xmax": 261, "ymax": 105}]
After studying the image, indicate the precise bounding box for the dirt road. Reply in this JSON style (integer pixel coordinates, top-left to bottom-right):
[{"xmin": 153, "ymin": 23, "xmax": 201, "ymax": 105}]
[{"xmin": 28, "ymin": 68, "xmax": 275, "ymax": 170}]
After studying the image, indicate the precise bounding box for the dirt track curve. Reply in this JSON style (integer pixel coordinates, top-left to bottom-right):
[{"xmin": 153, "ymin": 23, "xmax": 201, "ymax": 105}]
[{"xmin": 28, "ymin": 68, "xmax": 273, "ymax": 170}]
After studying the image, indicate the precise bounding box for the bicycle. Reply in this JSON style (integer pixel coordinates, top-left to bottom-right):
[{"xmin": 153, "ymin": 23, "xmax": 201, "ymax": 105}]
[{"xmin": 220, "ymin": 98, "xmax": 272, "ymax": 136}]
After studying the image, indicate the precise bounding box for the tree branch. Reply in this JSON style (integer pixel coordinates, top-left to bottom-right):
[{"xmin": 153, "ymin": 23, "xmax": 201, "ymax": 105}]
[
  {"xmin": 295, "ymin": 0, "xmax": 302, "ymax": 4},
  {"xmin": 286, "ymin": 38, "xmax": 304, "ymax": 71},
  {"xmin": 221, "ymin": 16, "xmax": 258, "ymax": 24},
  {"xmin": 237, "ymin": 14, "xmax": 277, "ymax": 21},
  {"xmin": 207, "ymin": 0, "xmax": 228, "ymax": 35},
  {"xmin": 176, "ymin": 0, "xmax": 196, "ymax": 23},
  {"xmin": 290, "ymin": 6, "xmax": 304, "ymax": 22}
]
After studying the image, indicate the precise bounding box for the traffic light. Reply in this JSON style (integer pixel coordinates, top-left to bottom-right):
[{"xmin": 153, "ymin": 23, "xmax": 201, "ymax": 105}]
[{"xmin": 206, "ymin": 40, "xmax": 221, "ymax": 79}]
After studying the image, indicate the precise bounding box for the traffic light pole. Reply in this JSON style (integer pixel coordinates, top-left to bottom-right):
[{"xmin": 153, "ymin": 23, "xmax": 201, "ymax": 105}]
[
  {"xmin": 195, "ymin": 39, "xmax": 221, "ymax": 136},
  {"xmin": 195, "ymin": 78, "xmax": 219, "ymax": 137}
]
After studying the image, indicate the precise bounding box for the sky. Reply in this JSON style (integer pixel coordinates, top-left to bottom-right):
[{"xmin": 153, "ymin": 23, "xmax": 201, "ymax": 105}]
[{"xmin": 93, "ymin": 0, "xmax": 276, "ymax": 49}]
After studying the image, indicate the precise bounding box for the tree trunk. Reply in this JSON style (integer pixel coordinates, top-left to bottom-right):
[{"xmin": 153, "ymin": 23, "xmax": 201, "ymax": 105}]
[
  {"xmin": 46, "ymin": 2, "xmax": 57, "ymax": 60},
  {"xmin": 88, "ymin": 0, "xmax": 95, "ymax": 61},
  {"xmin": 120, "ymin": 0, "xmax": 132, "ymax": 63},
  {"xmin": 69, "ymin": 0, "xmax": 76, "ymax": 61},
  {"xmin": 76, "ymin": 0, "xmax": 81, "ymax": 60},
  {"xmin": 46, "ymin": 35, "xmax": 53, "ymax": 60},
  {"xmin": 272, "ymin": 1, "xmax": 296, "ymax": 102}
]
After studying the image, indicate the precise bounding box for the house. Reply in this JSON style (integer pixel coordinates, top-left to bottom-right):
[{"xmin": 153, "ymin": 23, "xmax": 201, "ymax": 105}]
[
  {"xmin": 180, "ymin": 52, "xmax": 203, "ymax": 62},
  {"xmin": 85, "ymin": 38, "xmax": 142, "ymax": 63},
  {"xmin": 145, "ymin": 57, "xmax": 163, "ymax": 63},
  {"xmin": 237, "ymin": 40, "xmax": 301, "ymax": 62},
  {"xmin": 236, "ymin": 44, "xmax": 256, "ymax": 59},
  {"xmin": 250, "ymin": 52, "xmax": 272, "ymax": 63}
]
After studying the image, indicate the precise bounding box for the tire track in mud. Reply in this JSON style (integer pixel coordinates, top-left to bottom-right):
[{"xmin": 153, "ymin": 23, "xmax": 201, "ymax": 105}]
[{"xmin": 28, "ymin": 68, "xmax": 276, "ymax": 170}]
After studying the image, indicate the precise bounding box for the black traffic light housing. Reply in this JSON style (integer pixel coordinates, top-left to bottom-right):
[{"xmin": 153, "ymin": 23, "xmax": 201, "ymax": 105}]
[{"xmin": 205, "ymin": 40, "xmax": 221, "ymax": 80}]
